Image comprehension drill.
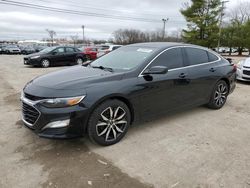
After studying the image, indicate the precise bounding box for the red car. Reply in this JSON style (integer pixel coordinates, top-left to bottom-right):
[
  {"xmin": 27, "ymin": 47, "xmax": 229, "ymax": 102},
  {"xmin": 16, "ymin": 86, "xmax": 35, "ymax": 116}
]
[{"xmin": 80, "ymin": 47, "xmax": 98, "ymax": 60}]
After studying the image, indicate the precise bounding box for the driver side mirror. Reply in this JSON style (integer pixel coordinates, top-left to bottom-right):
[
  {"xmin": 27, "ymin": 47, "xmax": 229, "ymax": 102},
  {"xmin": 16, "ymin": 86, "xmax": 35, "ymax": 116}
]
[
  {"xmin": 51, "ymin": 51, "xmax": 57, "ymax": 55},
  {"xmin": 143, "ymin": 66, "xmax": 168, "ymax": 75}
]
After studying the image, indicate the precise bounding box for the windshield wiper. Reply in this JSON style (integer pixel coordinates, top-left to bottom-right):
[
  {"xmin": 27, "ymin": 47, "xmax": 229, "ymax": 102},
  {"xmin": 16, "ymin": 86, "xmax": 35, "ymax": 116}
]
[{"xmin": 91, "ymin": 65, "xmax": 113, "ymax": 72}]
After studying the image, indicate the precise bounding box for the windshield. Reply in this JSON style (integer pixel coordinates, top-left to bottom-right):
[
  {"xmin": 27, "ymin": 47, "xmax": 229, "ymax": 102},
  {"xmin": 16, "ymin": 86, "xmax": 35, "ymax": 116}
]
[
  {"xmin": 91, "ymin": 46, "xmax": 156, "ymax": 70},
  {"xmin": 40, "ymin": 46, "xmax": 57, "ymax": 53}
]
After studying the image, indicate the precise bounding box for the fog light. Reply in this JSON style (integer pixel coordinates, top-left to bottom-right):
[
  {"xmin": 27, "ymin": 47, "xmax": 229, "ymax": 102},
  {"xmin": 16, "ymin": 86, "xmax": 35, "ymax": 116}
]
[{"xmin": 42, "ymin": 119, "xmax": 70, "ymax": 130}]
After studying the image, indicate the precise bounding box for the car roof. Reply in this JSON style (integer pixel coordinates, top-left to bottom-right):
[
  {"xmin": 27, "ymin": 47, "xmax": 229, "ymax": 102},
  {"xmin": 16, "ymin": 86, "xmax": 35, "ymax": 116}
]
[{"xmin": 128, "ymin": 42, "xmax": 198, "ymax": 50}]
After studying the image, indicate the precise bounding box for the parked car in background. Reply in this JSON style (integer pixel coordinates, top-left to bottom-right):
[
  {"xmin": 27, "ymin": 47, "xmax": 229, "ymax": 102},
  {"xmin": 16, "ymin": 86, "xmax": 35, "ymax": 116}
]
[
  {"xmin": 237, "ymin": 58, "xmax": 250, "ymax": 81},
  {"xmin": 21, "ymin": 42, "xmax": 236, "ymax": 146},
  {"xmin": 24, "ymin": 46, "xmax": 86, "ymax": 68},
  {"xmin": 5, "ymin": 45, "xmax": 21, "ymax": 54},
  {"xmin": 0, "ymin": 45, "xmax": 5, "ymax": 54},
  {"xmin": 97, "ymin": 44, "xmax": 122, "ymax": 58},
  {"xmin": 79, "ymin": 47, "xmax": 99, "ymax": 60},
  {"xmin": 20, "ymin": 46, "xmax": 36, "ymax": 55}
]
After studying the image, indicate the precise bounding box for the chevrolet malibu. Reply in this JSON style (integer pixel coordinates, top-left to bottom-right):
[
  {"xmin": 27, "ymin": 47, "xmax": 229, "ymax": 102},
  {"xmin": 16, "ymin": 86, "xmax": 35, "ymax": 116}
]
[{"xmin": 21, "ymin": 42, "xmax": 236, "ymax": 146}]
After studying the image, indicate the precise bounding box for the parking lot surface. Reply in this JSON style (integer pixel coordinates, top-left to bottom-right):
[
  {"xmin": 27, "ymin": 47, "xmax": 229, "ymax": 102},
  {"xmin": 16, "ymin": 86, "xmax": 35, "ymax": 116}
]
[{"xmin": 0, "ymin": 55, "xmax": 250, "ymax": 188}]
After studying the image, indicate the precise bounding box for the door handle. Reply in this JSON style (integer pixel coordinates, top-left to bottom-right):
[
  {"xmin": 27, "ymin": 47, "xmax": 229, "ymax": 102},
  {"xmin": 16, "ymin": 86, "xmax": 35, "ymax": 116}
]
[
  {"xmin": 179, "ymin": 73, "xmax": 188, "ymax": 78},
  {"xmin": 209, "ymin": 68, "xmax": 216, "ymax": 72}
]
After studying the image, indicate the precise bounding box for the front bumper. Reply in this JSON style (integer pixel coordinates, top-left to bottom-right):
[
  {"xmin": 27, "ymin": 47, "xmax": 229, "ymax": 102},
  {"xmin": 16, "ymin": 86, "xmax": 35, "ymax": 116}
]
[
  {"xmin": 21, "ymin": 96, "xmax": 90, "ymax": 139},
  {"xmin": 24, "ymin": 58, "xmax": 41, "ymax": 66},
  {"xmin": 237, "ymin": 68, "xmax": 250, "ymax": 82}
]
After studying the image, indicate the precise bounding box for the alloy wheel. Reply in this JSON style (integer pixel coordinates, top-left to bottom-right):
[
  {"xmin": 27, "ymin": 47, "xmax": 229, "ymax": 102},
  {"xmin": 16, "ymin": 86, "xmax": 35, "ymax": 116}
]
[
  {"xmin": 77, "ymin": 58, "xmax": 83, "ymax": 64},
  {"xmin": 214, "ymin": 83, "xmax": 228, "ymax": 107},
  {"xmin": 96, "ymin": 106, "xmax": 127, "ymax": 142},
  {"xmin": 41, "ymin": 59, "xmax": 50, "ymax": 68}
]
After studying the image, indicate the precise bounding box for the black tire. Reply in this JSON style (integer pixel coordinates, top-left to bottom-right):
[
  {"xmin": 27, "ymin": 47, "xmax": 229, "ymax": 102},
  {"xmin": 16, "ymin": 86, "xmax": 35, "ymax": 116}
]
[
  {"xmin": 207, "ymin": 80, "xmax": 229, "ymax": 109},
  {"xmin": 87, "ymin": 99, "xmax": 131, "ymax": 146},
  {"xmin": 86, "ymin": 55, "xmax": 91, "ymax": 61},
  {"xmin": 40, "ymin": 59, "xmax": 50, "ymax": 68}
]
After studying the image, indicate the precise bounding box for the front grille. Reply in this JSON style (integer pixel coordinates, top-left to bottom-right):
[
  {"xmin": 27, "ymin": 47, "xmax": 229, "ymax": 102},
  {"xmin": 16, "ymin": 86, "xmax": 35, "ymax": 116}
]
[
  {"xmin": 243, "ymin": 66, "xmax": 250, "ymax": 69},
  {"xmin": 243, "ymin": 70, "xmax": 250, "ymax": 76},
  {"xmin": 22, "ymin": 102, "xmax": 40, "ymax": 125},
  {"xmin": 24, "ymin": 93, "xmax": 46, "ymax": 101}
]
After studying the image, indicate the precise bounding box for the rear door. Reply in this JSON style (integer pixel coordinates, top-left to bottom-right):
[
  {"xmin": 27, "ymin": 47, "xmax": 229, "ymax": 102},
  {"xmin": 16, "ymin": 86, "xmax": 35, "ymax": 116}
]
[
  {"xmin": 183, "ymin": 47, "xmax": 221, "ymax": 104},
  {"xmin": 65, "ymin": 47, "xmax": 77, "ymax": 63},
  {"xmin": 138, "ymin": 47, "xmax": 191, "ymax": 118}
]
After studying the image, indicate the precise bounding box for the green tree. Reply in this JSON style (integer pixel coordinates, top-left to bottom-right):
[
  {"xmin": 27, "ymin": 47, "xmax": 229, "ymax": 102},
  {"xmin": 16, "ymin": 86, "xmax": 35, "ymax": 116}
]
[{"xmin": 181, "ymin": 0, "xmax": 221, "ymax": 48}]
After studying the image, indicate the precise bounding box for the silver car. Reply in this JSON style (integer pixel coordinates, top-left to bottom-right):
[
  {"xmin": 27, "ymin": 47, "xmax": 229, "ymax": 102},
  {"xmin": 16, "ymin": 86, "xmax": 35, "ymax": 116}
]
[{"xmin": 237, "ymin": 58, "xmax": 250, "ymax": 81}]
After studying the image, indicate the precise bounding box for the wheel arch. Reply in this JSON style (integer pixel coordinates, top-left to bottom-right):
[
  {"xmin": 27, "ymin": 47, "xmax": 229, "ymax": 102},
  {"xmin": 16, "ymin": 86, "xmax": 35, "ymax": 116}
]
[
  {"xmin": 84, "ymin": 94, "xmax": 135, "ymax": 133},
  {"xmin": 220, "ymin": 77, "xmax": 230, "ymax": 90}
]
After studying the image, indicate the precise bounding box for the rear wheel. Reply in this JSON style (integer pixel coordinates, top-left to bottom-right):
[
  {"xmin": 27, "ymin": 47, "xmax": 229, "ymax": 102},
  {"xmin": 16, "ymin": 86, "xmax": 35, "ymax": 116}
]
[
  {"xmin": 207, "ymin": 80, "xmax": 229, "ymax": 109},
  {"xmin": 41, "ymin": 59, "xmax": 50, "ymax": 68},
  {"xmin": 87, "ymin": 100, "xmax": 131, "ymax": 146},
  {"xmin": 76, "ymin": 57, "xmax": 83, "ymax": 64}
]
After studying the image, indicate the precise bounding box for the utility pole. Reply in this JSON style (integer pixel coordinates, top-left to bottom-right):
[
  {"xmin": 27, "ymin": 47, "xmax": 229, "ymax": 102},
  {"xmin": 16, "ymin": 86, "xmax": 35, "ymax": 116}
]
[
  {"xmin": 82, "ymin": 25, "xmax": 85, "ymax": 45},
  {"xmin": 162, "ymin": 18, "xmax": 169, "ymax": 40},
  {"xmin": 217, "ymin": 1, "xmax": 229, "ymax": 52}
]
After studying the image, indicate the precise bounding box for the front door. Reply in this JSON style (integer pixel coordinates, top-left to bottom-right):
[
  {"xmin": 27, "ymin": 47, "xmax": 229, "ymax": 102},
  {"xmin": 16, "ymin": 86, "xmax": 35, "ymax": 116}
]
[{"xmin": 138, "ymin": 47, "xmax": 191, "ymax": 119}]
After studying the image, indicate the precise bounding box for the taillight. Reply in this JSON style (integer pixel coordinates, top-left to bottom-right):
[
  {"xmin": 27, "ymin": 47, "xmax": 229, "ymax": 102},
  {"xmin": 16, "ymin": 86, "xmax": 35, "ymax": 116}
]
[{"xmin": 233, "ymin": 64, "xmax": 237, "ymax": 72}]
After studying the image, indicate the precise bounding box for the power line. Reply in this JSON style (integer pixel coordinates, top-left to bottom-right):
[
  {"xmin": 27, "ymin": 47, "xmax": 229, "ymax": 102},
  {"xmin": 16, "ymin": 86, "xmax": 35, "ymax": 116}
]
[
  {"xmin": 0, "ymin": 0, "xmax": 162, "ymax": 23},
  {"xmin": 33, "ymin": 0, "xmax": 170, "ymax": 18}
]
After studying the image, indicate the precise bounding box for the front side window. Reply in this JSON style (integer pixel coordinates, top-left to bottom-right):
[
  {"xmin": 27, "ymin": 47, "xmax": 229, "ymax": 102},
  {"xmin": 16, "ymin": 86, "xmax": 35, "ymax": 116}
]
[
  {"xmin": 185, "ymin": 48, "xmax": 209, "ymax": 65},
  {"xmin": 65, "ymin": 47, "xmax": 75, "ymax": 52},
  {"xmin": 150, "ymin": 48, "xmax": 183, "ymax": 70},
  {"xmin": 54, "ymin": 47, "xmax": 64, "ymax": 53}
]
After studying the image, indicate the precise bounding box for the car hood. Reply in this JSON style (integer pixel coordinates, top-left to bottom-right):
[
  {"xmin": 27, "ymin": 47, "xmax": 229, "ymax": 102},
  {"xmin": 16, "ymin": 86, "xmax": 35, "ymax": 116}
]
[
  {"xmin": 25, "ymin": 51, "xmax": 45, "ymax": 58},
  {"xmin": 24, "ymin": 65, "xmax": 124, "ymax": 97},
  {"xmin": 243, "ymin": 58, "xmax": 250, "ymax": 67}
]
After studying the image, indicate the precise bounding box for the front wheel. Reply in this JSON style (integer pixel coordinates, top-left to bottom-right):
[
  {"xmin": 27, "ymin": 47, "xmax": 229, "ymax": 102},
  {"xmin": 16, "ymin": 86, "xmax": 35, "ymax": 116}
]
[
  {"xmin": 207, "ymin": 80, "xmax": 229, "ymax": 109},
  {"xmin": 87, "ymin": 100, "xmax": 131, "ymax": 146},
  {"xmin": 41, "ymin": 59, "xmax": 50, "ymax": 68}
]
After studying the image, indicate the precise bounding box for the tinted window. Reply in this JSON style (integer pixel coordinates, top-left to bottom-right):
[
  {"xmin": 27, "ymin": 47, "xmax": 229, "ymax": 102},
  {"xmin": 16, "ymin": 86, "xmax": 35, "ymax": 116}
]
[
  {"xmin": 186, "ymin": 48, "xmax": 209, "ymax": 65},
  {"xmin": 65, "ymin": 47, "xmax": 75, "ymax": 52},
  {"xmin": 55, "ymin": 47, "xmax": 64, "ymax": 53},
  {"xmin": 208, "ymin": 52, "xmax": 219, "ymax": 62},
  {"xmin": 150, "ymin": 48, "xmax": 183, "ymax": 69}
]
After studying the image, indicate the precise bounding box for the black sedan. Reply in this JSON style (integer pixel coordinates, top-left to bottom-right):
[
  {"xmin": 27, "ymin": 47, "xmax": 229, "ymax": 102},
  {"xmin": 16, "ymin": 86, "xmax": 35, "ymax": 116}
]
[
  {"xmin": 23, "ymin": 46, "xmax": 85, "ymax": 67},
  {"xmin": 21, "ymin": 42, "xmax": 236, "ymax": 146}
]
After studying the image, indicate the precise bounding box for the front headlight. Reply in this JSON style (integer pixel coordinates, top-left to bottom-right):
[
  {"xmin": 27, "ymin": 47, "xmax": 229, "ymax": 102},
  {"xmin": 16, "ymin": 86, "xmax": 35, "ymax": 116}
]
[
  {"xmin": 40, "ymin": 96, "xmax": 85, "ymax": 108},
  {"xmin": 30, "ymin": 55, "xmax": 40, "ymax": 59},
  {"xmin": 237, "ymin": 61, "xmax": 243, "ymax": 70}
]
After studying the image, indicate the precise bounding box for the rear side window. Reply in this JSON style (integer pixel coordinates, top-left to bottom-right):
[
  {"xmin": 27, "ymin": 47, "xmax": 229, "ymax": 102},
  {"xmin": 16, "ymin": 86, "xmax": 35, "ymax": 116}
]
[
  {"xmin": 151, "ymin": 48, "xmax": 183, "ymax": 69},
  {"xmin": 208, "ymin": 52, "xmax": 219, "ymax": 62},
  {"xmin": 185, "ymin": 48, "xmax": 209, "ymax": 65}
]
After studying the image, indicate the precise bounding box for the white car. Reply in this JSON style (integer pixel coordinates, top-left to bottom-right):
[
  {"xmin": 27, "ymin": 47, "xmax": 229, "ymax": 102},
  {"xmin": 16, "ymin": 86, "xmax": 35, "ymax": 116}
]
[
  {"xmin": 237, "ymin": 58, "xmax": 250, "ymax": 81},
  {"xmin": 97, "ymin": 44, "xmax": 122, "ymax": 58}
]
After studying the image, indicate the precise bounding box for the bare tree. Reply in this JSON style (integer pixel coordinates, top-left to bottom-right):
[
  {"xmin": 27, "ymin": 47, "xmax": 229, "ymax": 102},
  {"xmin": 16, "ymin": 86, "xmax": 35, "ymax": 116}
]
[
  {"xmin": 70, "ymin": 34, "xmax": 79, "ymax": 47},
  {"xmin": 46, "ymin": 29, "xmax": 56, "ymax": 46}
]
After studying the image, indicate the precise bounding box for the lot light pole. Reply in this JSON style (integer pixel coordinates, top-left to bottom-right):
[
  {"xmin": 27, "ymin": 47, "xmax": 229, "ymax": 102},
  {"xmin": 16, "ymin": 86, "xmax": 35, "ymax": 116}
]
[
  {"xmin": 217, "ymin": 1, "xmax": 229, "ymax": 52},
  {"xmin": 162, "ymin": 18, "xmax": 169, "ymax": 40},
  {"xmin": 82, "ymin": 25, "xmax": 85, "ymax": 45}
]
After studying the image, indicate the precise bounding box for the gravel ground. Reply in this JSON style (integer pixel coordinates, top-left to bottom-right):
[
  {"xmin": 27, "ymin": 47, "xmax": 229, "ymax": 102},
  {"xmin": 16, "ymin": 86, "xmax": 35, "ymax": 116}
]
[{"xmin": 0, "ymin": 55, "xmax": 250, "ymax": 188}]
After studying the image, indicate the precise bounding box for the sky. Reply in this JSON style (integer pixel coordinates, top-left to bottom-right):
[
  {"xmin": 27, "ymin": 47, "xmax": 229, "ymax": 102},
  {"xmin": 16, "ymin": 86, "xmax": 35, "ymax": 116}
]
[{"xmin": 0, "ymin": 0, "xmax": 245, "ymax": 41}]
